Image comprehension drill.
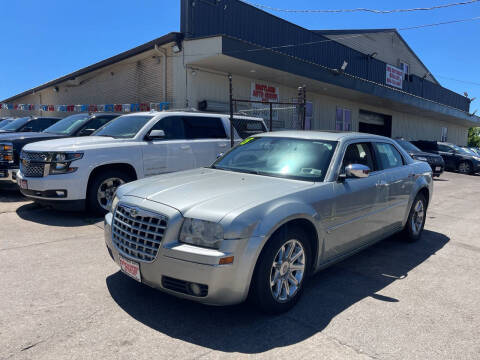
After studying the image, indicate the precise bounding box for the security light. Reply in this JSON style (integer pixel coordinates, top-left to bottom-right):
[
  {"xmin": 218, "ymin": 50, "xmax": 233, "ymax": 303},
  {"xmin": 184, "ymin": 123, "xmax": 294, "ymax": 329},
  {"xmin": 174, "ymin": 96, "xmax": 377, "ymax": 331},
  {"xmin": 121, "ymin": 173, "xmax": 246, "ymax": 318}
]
[
  {"xmin": 172, "ymin": 44, "xmax": 181, "ymax": 53},
  {"xmin": 340, "ymin": 61, "xmax": 348, "ymax": 72}
]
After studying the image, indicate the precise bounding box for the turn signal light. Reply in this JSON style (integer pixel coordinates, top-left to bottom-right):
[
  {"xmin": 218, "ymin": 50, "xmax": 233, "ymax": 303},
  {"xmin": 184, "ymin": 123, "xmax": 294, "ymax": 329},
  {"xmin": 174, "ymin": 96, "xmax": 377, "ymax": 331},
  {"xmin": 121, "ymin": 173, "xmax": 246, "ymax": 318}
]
[
  {"xmin": 2, "ymin": 155, "xmax": 13, "ymax": 161},
  {"xmin": 219, "ymin": 256, "xmax": 234, "ymax": 265},
  {"xmin": 1, "ymin": 145, "xmax": 12, "ymax": 151}
]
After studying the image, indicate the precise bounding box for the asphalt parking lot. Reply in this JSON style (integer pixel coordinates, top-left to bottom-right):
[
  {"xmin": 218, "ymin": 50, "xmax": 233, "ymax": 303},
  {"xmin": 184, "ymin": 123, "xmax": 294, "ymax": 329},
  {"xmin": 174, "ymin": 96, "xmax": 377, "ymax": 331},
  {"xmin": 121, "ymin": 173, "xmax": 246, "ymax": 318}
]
[{"xmin": 1, "ymin": 172, "xmax": 479, "ymax": 360}]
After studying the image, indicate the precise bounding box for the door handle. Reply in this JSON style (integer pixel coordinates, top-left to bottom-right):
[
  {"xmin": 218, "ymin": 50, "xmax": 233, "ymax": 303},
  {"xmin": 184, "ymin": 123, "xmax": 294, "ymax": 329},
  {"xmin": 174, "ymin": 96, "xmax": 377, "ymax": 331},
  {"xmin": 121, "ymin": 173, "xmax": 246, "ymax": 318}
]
[
  {"xmin": 376, "ymin": 180, "xmax": 388, "ymax": 188},
  {"xmin": 180, "ymin": 145, "xmax": 190, "ymax": 150},
  {"xmin": 218, "ymin": 143, "xmax": 227, "ymax": 148}
]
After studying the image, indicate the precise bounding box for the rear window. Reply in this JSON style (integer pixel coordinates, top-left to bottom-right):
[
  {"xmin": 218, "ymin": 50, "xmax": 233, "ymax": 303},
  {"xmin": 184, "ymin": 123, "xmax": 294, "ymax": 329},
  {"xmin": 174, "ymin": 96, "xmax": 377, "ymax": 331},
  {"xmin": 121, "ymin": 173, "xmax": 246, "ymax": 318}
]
[
  {"xmin": 232, "ymin": 118, "xmax": 267, "ymax": 139},
  {"xmin": 183, "ymin": 116, "xmax": 227, "ymax": 139}
]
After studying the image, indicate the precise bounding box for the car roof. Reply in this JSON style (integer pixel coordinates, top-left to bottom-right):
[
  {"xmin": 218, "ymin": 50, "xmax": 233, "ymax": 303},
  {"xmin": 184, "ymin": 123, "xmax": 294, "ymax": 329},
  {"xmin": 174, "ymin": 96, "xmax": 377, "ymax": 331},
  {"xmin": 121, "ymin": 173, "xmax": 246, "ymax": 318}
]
[
  {"xmin": 254, "ymin": 130, "xmax": 392, "ymax": 142},
  {"xmin": 119, "ymin": 111, "xmax": 264, "ymax": 121}
]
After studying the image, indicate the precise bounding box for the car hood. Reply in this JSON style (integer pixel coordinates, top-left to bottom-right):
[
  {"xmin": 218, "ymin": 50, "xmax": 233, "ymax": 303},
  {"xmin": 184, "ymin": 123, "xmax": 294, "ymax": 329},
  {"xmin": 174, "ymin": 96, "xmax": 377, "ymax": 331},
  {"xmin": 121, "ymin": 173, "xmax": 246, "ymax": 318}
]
[
  {"xmin": 0, "ymin": 132, "xmax": 62, "ymax": 141},
  {"xmin": 22, "ymin": 136, "xmax": 126, "ymax": 152},
  {"xmin": 121, "ymin": 168, "xmax": 314, "ymax": 222}
]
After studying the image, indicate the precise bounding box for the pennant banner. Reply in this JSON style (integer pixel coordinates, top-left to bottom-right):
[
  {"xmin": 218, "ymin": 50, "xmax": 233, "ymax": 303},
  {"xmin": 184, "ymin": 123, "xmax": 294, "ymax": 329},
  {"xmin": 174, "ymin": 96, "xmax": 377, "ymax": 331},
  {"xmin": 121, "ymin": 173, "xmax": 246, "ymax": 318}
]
[{"xmin": 0, "ymin": 102, "xmax": 169, "ymax": 113}]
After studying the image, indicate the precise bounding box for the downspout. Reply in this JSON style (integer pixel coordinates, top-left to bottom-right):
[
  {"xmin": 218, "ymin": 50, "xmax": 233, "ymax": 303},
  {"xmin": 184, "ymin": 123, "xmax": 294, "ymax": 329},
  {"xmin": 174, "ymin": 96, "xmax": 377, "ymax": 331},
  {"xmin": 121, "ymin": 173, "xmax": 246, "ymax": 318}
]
[{"xmin": 154, "ymin": 44, "xmax": 167, "ymax": 102}]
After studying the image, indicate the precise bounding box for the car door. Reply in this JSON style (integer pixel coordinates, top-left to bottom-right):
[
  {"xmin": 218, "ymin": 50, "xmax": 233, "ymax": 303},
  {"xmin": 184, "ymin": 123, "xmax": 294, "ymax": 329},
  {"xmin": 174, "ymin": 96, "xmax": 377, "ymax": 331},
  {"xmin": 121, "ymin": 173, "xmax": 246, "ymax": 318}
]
[
  {"xmin": 372, "ymin": 142, "xmax": 413, "ymax": 230},
  {"xmin": 183, "ymin": 116, "xmax": 229, "ymax": 167},
  {"xmin": 142, "ymin": 116, "xmax": 194, "ymax": 177},
  {"xmin": 325, "ymin": 141, "xmax": 388, "ymax": 258},
  {"xmin": 437, "ymin": 144, "xmax": 456, "ymax": 170}
]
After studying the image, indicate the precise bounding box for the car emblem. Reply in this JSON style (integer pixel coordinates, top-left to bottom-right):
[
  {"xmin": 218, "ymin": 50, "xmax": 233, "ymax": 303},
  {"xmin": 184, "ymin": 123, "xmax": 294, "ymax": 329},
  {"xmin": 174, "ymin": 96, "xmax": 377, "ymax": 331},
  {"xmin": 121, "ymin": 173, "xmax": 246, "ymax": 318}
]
[{"xmin": 129, "ymin": 208, "xmax": 139, "ymax": 217}]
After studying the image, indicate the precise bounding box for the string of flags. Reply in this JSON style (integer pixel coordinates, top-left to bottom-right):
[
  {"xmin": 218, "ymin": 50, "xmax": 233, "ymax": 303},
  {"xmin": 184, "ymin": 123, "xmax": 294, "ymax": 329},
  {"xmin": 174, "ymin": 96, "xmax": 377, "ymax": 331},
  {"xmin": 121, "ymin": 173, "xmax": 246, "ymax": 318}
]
[{"xmin": 0, "ymin": 102, "xmax": 170, "ymax": 112}]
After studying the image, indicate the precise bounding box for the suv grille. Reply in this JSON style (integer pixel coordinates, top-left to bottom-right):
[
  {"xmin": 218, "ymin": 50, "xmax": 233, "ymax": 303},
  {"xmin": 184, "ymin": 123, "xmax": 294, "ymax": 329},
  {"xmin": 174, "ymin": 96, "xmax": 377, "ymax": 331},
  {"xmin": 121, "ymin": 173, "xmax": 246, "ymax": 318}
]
[
  {"xmin": 112, "ymin": 204, "xmax": 168, "ymax": 262},
  {"xmin": 20, "ymin": 151, "xmax": 49, "ymax": 177}
]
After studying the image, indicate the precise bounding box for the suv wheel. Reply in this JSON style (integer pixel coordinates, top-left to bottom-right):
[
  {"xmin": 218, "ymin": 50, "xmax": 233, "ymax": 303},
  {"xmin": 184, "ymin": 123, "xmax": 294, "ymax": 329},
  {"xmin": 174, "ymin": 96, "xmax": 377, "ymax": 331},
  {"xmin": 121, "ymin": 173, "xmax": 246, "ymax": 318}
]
[
  {"xmin": 87, "ymin": 169, "xmax": 133, "ymax": 216},
  {"xmin": 403, "ymin": 193, "xmax": 427, "ymax": 242},
  {"xmin": 458, "ymin": 161, "xmax": 472, "ymax": 175},
  {"xmin": 250, "ymin": 226, "xmax": 311, "ymax": 314}
]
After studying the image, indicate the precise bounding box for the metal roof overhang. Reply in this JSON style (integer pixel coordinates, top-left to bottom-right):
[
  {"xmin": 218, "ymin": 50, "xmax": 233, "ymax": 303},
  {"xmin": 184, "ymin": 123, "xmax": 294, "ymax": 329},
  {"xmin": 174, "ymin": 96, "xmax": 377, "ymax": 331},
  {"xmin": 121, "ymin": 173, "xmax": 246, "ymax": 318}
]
[{"xmin": 187, "ymin": 36, "xmax": 479, "ymax": 128}]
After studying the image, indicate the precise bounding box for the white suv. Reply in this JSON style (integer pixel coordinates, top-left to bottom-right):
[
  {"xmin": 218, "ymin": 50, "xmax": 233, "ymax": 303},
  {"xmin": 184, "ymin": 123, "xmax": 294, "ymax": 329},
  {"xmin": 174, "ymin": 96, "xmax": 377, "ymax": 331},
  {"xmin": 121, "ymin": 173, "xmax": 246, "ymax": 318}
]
[{"xmin": 17, "ymin": 111, "xmax": 267, "ymax": 214}]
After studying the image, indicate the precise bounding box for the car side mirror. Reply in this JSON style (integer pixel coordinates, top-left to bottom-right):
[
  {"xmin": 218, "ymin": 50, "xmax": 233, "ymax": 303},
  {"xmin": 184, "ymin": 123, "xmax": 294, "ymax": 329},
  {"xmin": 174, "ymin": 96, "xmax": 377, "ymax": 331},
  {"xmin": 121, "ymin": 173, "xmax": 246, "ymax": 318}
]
[
  {"xmin": 147, "ymin": 129, "xmax": 165, "ymax": 140},
  {"xmin": 344, "ymin": 164, "xmax": 370, "ymax": 179},
  {"xmin": 79, "ymin": 128, "xmax": 95, "ymax": 136}
]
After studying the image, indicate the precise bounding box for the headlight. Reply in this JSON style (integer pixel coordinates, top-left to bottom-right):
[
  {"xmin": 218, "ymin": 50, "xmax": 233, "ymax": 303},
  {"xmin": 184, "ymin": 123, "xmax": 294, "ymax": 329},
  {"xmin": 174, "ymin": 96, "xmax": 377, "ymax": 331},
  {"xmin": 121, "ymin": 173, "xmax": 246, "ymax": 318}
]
[
  {"xmin": 0, "ymin": 142, "xmax": 14, "ymax": 163},
  {"xmin": 179, "ymin": 218, "xmax": 224, "ymax": 249},
  {"xmin": 48, "ymin": 152, "xmax": 83, "ymax": 175},
  {"xmin": 413, "ymin": 156, "xmax": 428, "ymax": 162},
  {"xmin": 473, "ymin": 156, "xmax": 480, "ymax": 161},
  {"xmin": 110, "ymin": 194, "xmax": 120, "ymax": 213}
]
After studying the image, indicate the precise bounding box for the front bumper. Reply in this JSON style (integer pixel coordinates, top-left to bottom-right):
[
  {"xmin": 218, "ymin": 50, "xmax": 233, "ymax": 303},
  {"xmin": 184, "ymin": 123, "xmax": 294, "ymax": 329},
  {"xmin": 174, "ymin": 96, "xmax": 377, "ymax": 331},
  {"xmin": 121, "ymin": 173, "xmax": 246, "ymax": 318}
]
[
  {"xmin": 0, "ymin": 168, "xmax": 18, "ymax": 182},
  {"xmin": 104, "ymin": 199, "xmax": 263, "ymax": 306},
  {"xmin": 16, "ymin": 170, "xmax": 88, "ymax": 202}
]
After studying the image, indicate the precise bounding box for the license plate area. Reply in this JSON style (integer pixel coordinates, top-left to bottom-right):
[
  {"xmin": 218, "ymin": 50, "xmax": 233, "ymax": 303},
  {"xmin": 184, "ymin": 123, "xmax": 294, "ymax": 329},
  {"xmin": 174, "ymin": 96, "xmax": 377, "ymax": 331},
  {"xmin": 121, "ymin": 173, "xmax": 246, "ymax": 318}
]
[
  {"xmin": 119, "ymin": 255, "xmax": 141, "ymax": 282},
  {"xmin": 435, "ymin": 166, "xmax": 441, "ymax": 172}
]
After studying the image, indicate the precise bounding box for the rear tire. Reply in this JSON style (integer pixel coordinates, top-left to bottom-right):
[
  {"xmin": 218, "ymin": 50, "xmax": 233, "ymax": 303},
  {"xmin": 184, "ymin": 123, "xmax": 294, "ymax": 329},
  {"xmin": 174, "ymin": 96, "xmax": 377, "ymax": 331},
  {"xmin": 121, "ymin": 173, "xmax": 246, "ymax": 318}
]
[
  {"xmin": 402, "ymin": 193, "xmax": 427, "ymax": 242},
  {"xmin": 458, "ymin": 161, "xmax": 473, "ymax": 175},
  {"xmin": 87, "ymin": 169, "xmax": 133, "ymax": 216},
  {"xmin": 250, "ymin": 225, "xmax": 312, "ymax": 314}
]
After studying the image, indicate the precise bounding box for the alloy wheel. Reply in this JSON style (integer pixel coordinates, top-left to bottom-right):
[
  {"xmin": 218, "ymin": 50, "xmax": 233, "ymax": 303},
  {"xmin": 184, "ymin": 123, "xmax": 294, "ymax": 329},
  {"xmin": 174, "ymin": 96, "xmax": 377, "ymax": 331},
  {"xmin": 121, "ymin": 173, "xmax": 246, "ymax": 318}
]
[
  {"xmin": 458, "ymin": 162, "xmax": 471, "ymax": 174},
  {"xmin": 97, "ymin": 177, "xmax": 125, "ymax": 211},
  {"xmin": 411, "ymin": 199, "xmax": 425, "ymax": 236},
  {"xmin": 270, "ymin": 239, "xmax": 306, "ymax": 303}
]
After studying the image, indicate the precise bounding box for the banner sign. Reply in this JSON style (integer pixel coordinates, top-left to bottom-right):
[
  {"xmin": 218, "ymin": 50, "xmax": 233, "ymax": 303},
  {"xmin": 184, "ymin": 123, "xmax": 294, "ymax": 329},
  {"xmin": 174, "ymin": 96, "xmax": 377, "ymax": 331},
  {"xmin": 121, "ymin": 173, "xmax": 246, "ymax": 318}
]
[
  {"xmin": 0, "ymin": 102, "xmax": 170, "ymax": 113},
  {"xmin": 250, "ymin": 82, "xmax": 280, "ymax": 121},
  {"xmin": 386, "ymin": 64, "xmax": 404, "ymax": 89}
]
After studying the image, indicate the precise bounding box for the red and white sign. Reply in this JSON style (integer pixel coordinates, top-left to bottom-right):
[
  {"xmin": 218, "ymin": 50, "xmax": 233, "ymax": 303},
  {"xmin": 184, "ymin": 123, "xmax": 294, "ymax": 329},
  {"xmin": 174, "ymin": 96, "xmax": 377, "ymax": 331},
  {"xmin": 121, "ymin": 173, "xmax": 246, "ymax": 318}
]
[
  {"xmin": 119, "ymin": 256, "xmax": 141, "ymax": 282},
  {"xmin": 386, "ymin": 64, "xmax": 404, "ymax": 89},
  {"xmin": 251, "ymin": 82, "xmax": 280, "ymax": 121}
]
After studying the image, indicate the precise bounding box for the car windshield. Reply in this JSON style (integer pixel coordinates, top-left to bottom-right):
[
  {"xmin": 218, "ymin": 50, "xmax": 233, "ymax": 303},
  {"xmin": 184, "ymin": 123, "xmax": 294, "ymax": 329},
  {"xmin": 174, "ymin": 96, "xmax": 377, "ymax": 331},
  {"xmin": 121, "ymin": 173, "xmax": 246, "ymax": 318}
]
[
  {"xmin": 1, "ymin": 117, "xmax": 30, "ymax": 131},
  {"xmin": 0, "ymin": 119, "xmax": 14, "ymax": 128},
  {"xmin": 43, "ymin": 114, "xmax": 91, "ymax": 135},
  {"xmin": 93, "ymin": 115, "xmax": 154, "ymax": 139},
  {"xmin": 395, "ymin": 139, "xmax": 421, "ymax": 153},
  {"xmin": 212, "ymin": 137, "xmax": 337, "ymax": 182},
  {"xmin": 452, "ymin": 145, "xmax": 472, "ymax": 155}
]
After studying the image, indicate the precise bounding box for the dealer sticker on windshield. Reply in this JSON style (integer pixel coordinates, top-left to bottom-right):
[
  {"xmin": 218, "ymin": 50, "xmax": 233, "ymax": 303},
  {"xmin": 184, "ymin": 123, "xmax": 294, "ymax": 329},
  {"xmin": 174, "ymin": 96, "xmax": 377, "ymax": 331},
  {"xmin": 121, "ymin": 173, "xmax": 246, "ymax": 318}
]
[
  {"xmin": 119, "ymin": 256, "xmax": 141, "ymax": 282},
  {"xmin": 240, "ymin": 137, "xmax": 254, "ymax": 145}
]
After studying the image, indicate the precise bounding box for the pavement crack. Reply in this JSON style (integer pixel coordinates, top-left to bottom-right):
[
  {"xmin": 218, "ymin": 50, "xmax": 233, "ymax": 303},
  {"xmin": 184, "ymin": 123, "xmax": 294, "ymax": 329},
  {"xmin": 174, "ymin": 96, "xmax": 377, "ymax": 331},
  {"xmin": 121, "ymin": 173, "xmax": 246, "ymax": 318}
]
[{"xmin": 21, "ymin": 340, "xmax": 44, "ymax": 352}]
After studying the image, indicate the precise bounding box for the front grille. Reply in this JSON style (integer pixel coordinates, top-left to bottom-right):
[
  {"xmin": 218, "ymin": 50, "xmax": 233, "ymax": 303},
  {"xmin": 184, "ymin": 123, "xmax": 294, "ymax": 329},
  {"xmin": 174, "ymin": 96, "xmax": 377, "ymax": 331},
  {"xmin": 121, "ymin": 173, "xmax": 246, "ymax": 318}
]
[
  {"xmin": 112, "ymin": 204, "xmax": 168, "ymax": 262},
  {"xmin": 162, "ymin": 276, "xmax": 208, "ymax": 297},
  {"xmin": 20, "ymin": 162, "xmax": 46, "ymax": 177},
  {"xmin": 20, "ymin": 151, "xmax": 49, "ymax": 177}
]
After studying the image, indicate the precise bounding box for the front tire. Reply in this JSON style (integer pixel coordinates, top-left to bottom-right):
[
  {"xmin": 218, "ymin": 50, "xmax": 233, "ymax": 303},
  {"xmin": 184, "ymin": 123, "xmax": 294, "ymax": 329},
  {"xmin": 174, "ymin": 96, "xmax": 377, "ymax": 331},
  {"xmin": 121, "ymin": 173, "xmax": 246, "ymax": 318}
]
[
  {"xmin": 87, "ymin": 169, "xmax": 133, "ymax": 216},
  {"xmin": 403, "ymin": 193, "xmax": 427, "ymax": 242},
  {"xmin": 250, "ymin": 226, "xmax": 311, "ymax": 314}
]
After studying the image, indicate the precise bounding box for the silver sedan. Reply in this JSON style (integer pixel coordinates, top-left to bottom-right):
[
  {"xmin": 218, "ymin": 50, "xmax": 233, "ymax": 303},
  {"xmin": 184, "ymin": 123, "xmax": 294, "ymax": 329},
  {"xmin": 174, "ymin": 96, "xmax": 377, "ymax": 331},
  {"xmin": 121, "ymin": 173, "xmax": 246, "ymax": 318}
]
[{"xmin": 104, "ymin": 131, "xmax": 433, "ymax": 313}]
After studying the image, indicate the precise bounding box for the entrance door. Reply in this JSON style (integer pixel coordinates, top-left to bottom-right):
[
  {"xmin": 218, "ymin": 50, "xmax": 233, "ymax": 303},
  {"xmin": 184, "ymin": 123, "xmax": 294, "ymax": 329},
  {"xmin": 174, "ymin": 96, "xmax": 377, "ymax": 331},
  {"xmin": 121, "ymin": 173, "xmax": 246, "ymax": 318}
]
[{"xmin": 358, "ymin": 109, "xmax": 392, "ymax": 137}]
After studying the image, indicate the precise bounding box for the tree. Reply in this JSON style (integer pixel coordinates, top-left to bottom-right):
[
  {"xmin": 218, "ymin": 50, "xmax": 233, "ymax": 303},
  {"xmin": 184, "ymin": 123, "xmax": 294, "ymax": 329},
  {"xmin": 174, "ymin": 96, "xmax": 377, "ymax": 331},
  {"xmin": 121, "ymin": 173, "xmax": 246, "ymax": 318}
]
[{"xmin": 468, "ymin": 127, "xmax": 480, "ymax": 147}]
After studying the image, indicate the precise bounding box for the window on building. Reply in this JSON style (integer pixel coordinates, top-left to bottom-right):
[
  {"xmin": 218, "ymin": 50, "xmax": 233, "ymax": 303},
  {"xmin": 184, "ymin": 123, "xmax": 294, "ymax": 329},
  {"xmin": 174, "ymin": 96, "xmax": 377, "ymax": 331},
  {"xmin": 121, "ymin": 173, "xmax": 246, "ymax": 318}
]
[
  {"xmin": 336, "ymin": 108, "xmax": 352, "ymax": 131},
  {"xmin": 441, "ymin": 127, "xmax": 448, "ymax": 142},
  {"xmin": 400, "ymin": 61, "xmax": 410, "ymax": 80}
]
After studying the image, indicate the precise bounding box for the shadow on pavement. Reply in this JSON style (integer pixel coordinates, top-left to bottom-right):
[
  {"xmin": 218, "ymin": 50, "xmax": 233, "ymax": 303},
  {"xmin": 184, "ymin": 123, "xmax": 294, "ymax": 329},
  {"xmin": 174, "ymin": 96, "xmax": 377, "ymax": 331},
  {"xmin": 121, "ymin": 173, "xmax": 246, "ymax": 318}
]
[
  {"xmin": 16, "ymin": 204, "xmax": 103, "ymax": 227},
  {"xmin": 106, "ymin": 230, "xmax": 449, "ymax": 354}
]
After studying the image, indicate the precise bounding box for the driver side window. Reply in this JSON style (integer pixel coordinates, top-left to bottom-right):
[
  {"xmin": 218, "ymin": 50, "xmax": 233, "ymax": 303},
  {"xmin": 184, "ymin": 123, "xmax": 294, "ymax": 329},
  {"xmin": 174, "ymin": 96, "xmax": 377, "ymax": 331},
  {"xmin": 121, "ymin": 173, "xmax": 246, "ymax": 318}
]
[
  {"xmin": 150, "ymin": 116, "xmax": 185, "ymax": 140},
  {"xmin": 342, "ymin": 142, "xmax": 375, "ymax": 173}
]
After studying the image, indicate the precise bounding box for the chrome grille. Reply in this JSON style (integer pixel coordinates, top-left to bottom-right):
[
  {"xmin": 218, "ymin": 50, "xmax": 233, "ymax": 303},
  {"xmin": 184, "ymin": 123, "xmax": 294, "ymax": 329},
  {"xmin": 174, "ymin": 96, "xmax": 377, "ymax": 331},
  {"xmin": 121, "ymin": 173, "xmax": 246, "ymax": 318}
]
[
  {"xmin": 20, "ymin": 161, "xmax": 46, "ymax": 177},
  {"xmin": 21, "ymin": 151, "xmax": 50, "ymax": 162},
  {"xmin": 112, "ymin": 204, "xmax": 168, "ymax": 262}
]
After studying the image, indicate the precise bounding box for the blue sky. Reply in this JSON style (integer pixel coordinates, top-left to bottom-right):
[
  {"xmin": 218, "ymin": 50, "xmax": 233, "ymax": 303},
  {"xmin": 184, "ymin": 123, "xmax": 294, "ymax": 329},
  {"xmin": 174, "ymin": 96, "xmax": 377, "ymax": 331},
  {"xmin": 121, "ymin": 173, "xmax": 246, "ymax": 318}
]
[{"xmin": 1, "ymin": 0, "xmax": 479, "ymax": 110}]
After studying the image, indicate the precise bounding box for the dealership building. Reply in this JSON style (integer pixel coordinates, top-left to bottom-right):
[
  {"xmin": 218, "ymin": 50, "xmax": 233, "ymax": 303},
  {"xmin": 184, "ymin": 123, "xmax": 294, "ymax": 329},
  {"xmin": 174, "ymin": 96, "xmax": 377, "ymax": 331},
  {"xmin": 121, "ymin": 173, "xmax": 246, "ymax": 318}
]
[{"xmin": 2, "ymin": 0, "xmax": 479, "ymax": 145}]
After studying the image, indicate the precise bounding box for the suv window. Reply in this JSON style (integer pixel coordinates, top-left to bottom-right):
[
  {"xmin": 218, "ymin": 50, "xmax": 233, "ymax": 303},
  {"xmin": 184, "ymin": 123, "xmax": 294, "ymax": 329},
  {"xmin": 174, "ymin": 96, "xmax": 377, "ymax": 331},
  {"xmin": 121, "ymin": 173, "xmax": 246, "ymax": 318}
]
[
  {"xmin": 151, "ymin": 116, "xmax": 185, "ymax": 140},
  {"xmin": 183, "ymin": 116, "xmax": 227, "ymax": 139},
  {"xmin": 374, "ymin": 143, "xmax": 404, "ymax": 170},
  {"xmin": 77, "ymin": 116, "xmax": 116, "ymax": 136},
  {"xmin": 23, "ymin": 118, "xmax": 58, "ymax": 132},
  {"xmin": 232, "ymin": 118, "xmax": 267, "ymax": 138},
  {"xmin": 437, "ymin": 144, "xmax": 453, "ymax": 153},
  {"xmin": 342, "ymin": 142, "xmax": 375, "ymax": 173}
]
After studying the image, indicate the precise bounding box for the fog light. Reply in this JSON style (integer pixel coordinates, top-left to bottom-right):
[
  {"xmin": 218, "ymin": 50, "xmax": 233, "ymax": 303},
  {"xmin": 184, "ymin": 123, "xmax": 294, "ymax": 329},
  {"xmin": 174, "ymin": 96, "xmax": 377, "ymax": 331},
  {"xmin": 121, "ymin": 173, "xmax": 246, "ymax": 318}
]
[
  {"xmin": 56, "ymin": 190, "xmax": 66, "ymax": 197},
  {"xmin": 189, "ymin": 283, "xmax": 202, "ymax": 296}
]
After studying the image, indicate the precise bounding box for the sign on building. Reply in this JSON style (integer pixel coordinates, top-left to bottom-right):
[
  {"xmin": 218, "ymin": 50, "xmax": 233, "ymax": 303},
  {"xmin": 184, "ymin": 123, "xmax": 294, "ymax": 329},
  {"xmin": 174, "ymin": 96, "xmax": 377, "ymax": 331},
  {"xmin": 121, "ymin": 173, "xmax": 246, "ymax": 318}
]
[
  {"xmin": 250, "ymin": 82, "xmax": 280, "ymax": 120},
  {"xmin": 386, "ymin": 64, "xmax": 404, "ymax": 89}
]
